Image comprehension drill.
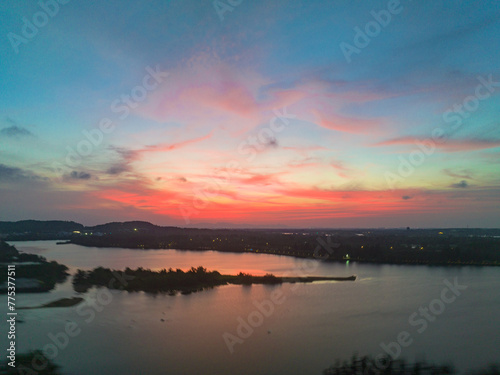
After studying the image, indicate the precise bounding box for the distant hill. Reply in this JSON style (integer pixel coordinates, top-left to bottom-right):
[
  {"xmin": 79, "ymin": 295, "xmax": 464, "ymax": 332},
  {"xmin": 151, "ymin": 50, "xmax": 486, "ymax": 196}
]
[
  {"xmin": 0, "ymin": 220, "xmax": 183, "ymax": 240},
  {"xmin": 0, "ymin": 220, "xmax": 84, "ymax": 234},
  {"xmin": 86, "ymin": 221, "xmax": 172, "ymax": 233},
  {"xmin": 0, "ymin": 220, "xmax": 173, "ymax": 235}
]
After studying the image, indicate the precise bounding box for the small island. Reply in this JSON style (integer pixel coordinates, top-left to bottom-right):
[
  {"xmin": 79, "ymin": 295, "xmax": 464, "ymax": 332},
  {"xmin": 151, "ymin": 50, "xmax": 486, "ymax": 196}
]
[
  {"xmin": 18, "ymin": 297, "xmax": 84, "ymax": 310},
  {"xmin": 73, "ymin": 266, "xmax": 356, "ymax": 294},
  {"xmin": 0, "ymin": 241, "xmax": 69, "ymax": 293}
]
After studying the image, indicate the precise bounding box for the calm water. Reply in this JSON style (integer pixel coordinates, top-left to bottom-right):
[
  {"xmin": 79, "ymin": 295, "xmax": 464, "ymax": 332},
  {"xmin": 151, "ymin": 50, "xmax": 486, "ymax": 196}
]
[{"xmin": 3, "ymin": 240, "xmax": 499, "ymax": 375}]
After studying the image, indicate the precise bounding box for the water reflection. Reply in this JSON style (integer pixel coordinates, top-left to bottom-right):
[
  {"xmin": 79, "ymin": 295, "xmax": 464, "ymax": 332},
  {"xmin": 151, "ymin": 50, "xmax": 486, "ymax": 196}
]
[{"xmin": 5, "ymin": 241, "xmax": 500, "ymax": 375}]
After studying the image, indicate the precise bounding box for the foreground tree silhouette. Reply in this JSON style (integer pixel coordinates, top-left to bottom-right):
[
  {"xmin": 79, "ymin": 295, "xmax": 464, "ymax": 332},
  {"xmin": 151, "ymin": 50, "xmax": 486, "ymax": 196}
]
[
  {"xmin": 0, "ymin": 350, "xmax": 61, "ymax": 374},
  {"xmin": 323, "ymin": 355, "xmax": 499, "ymax": 375}
]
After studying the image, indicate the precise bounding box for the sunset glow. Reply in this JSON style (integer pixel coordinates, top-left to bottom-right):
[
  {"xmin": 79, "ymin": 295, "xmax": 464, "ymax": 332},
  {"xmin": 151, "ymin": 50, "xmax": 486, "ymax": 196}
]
[{"xmin": 1, "ymin": 1, "xmax": 499, "ymax": 227}]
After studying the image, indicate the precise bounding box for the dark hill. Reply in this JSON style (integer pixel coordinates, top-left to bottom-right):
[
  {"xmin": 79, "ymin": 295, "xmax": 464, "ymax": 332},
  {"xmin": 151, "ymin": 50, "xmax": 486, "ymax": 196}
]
[{"xmin": 0, "ymin": 220, "xmax": 83, "ymax": 234}]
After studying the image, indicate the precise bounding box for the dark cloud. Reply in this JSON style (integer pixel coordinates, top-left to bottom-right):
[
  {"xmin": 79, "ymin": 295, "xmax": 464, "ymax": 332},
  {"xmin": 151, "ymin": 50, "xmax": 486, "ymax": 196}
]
[
  {"xmin": 255, "ymin": 136, "xmax": 278, "ymax": 152},
  {"xmin": 106, "ymin": 164, "xmax": 130, "ymax": 175},
  {"xmin": 111, "ymin": 147, "xmax": 137, "ymax": 161},
  {"xmin": 69, "ymin": 171, "xmax": 92, "ymax": 180},
  {"xmin": 105, "ymin": 146, "xmax": 137, "ymax": 175},
  {"xmin": 0, "ymin": 164, "xmax": 43, "ymax": 181},
  {"xmin": 266, "ymin": 137, "xmax": 278, "ymax": 148},
  {"xmin": 0, "ymin": 125, "xmax": 33, "ymax": 138},
  {"xmin": 402, "ymin": 195, "xmax": 412, "ymax": 200},
  {"xmin": 450, "ymin": 180, "xmax": 469, "ymax": 188}
]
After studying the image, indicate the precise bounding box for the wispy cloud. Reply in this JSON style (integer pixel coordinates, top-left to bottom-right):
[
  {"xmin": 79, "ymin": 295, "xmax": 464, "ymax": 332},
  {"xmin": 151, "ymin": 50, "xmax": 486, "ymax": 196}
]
[
  {"xmin": 450, "ymin": 180, "xmax": 469, "ymax": 189},
  {"xmin": 237, "ymin": 172, "xmax": 283, "ymax": 186},
  {"xmin": 373, "ymin": 137, "xmax": 500, "ymax": 152},
  {"xmin": 105, "ymin": 147, "xmax": 137, "ymax": 175},
  {"xmin": 0, "ymin": 125, "xmax": 33, "ymax": 138},
  {"xmin": 443, "ymin": 169, "xmax": 474, "ymax": 180},
  {"xmin": 312, "ymin": 110, "xmax": 383, "ymax": 134},
  {"xmin": 330, "ymin": 160, "xmax": 351, "ymax": 178},
  {"xmin": 140, "ymin": 132, "xmax": 213, "ymax": 153},
  {"xmin": 0, "ymin": 164, "xmax": 43, "ymax": 182}
]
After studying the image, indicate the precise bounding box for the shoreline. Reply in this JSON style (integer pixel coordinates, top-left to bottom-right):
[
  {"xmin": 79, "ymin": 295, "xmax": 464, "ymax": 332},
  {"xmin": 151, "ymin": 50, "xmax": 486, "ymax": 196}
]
[{"xmin": 65, "ymin": 240, "xmax": 500, "ymax": 267}]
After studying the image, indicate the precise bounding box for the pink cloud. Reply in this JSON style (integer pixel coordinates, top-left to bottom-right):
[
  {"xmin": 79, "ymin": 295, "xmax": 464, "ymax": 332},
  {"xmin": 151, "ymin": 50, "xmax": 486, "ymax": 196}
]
[
  {"xmin": 135, "ymin": 55, "xmax": 397, "ymax": 137},
  {"xmin": 237, "ymin": 172, "xmax": 284, "ymax": 186},
  {"xmin": 330, "ymin": 160, "xmax": 351, "ymax": 178},
  {"xmin": 141, "ymin": 132, "xmax": 213, "ymax": 153},
  {"xmin": 312, "ymin": 109, "xmax": 384, "ymax": 134},
  {"xmin": 135, "ymin": 59, "xmax": 304, "ymax": 136}
]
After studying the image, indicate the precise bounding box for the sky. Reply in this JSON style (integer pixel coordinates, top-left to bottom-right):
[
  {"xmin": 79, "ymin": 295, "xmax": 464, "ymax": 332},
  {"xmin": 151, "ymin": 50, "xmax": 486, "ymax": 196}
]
[{"xmin": 0, "ymin": 0, "xmax": 499, "ymax": 228}]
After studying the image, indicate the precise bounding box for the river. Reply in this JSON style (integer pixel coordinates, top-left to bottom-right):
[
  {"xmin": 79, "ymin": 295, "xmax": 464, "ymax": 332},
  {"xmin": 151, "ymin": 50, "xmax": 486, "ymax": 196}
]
[{"xmin": 3, "ymin": 240, "xmax": 499, "ymax": 374}]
